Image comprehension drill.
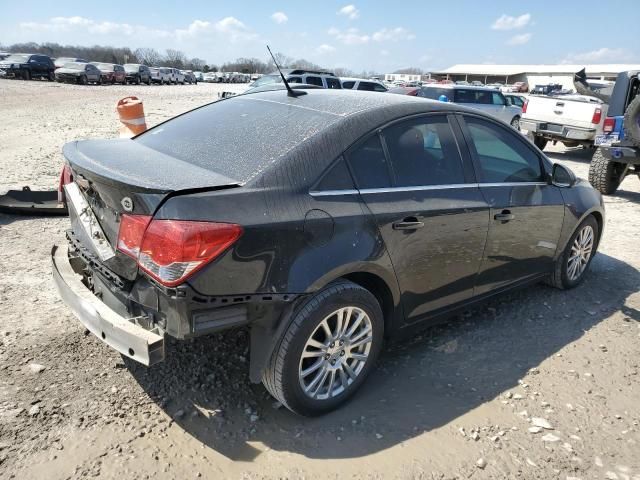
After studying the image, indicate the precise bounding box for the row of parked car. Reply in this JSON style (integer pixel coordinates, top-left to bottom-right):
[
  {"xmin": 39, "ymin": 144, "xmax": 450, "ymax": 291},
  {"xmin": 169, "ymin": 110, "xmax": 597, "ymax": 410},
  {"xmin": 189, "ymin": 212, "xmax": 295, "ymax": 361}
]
[{"xmin": 0, "ymin": 52, "xmax": 198, "ymax": 85}]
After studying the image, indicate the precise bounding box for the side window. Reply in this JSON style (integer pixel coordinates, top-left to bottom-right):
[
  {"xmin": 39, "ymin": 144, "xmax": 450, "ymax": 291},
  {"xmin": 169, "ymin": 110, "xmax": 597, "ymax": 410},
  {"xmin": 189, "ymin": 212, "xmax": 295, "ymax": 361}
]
[
  {"xmin": 346, "ymin": 135, "xmax": 391, "ymax": 189},
  {"xmin": 305, "ymin": 76, "xmax": 323, "ymax": 87},
  {"xmin": 342, "ymin": 81, "xmax": 355, "ymax": 89},
  {"xmin": 288, "ymin": 76, "xmax": 302, "ymax": 83},
  {"xmin": 373, "ymin": 83, "xmax": 387, "ymax": 92},
  {"xmin": 313, "ymin": 157, "xmax": 355, "ymax": 191},
  {"xmin": 465, "ymin": 116, "xmax": 543, "ymax": 183},
  {"xmin": 492, "ymin": 92, "xmax": 505, "ymax": 105},
  {"xmin": 383, "ymin": 115, "xmax": 465, "ymax": 186},
  {"xmin": 326, "ymin": 77, "xmax": 341, "ymax": 89},
  {"xmin": 357, "ymin": 82, "xmax": 375, "ymax": 91}
]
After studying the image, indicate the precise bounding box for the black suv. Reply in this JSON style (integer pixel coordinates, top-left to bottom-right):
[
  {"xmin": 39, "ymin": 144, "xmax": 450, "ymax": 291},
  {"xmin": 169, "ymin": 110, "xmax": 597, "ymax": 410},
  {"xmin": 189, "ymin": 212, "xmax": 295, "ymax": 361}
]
[
  {"xmin": 585, "ymin": 70, "xmax": 640, "ymax": 194},
  {"xmin": 123, "ymin": 64, "xmax": 152, "ymax": 85},
  {"xmin": 0, "ymin": 53, "xmax": 55, "ymax": 81}
]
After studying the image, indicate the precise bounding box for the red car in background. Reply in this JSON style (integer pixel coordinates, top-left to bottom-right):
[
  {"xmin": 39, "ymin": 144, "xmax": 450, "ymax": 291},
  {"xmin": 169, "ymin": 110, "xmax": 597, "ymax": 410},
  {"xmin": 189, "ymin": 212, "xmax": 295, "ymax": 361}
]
[{"xmin": 91, "ymin": 62, "xmax": 126, "ymax": 84}]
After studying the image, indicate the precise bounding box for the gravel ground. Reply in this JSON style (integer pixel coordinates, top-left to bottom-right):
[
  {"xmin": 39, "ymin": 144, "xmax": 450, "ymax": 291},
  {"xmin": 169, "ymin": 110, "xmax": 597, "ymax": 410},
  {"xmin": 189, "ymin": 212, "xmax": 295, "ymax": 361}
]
[{"xmin": 1, "ymin": 79, "xmax": 639, "ymax": 480}]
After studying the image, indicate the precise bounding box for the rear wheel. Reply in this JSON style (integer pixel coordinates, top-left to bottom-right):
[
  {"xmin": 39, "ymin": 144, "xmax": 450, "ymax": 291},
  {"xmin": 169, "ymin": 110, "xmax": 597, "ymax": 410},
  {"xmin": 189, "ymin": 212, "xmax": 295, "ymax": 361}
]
[
  {"xmin": 135, "ymin": 75, "xmax": 141, "ymax": 85},
  {"xmin": 588, "ymin": 148, "xmax": 624, "ymax": 194},
  {"xmin": 526, "ymin": 131, "xmax": 547, "ymax": 150},
  {"xmin": 262, "ymin": 281, "xmax": 383, "ymax": 416},
  {"xmin": 510, "ymin": 116, "xmax": 520, "ymax": 131},
  {"xmin": 548, "ymin": 216, "xmax": 598, "ymax": 289},
  {"xmin": 21, "ymin": 69, "xmax": 31, "ymax": 81},
  {"xmin": 47, "ymin": 71, "xmax": 55, "ymax": 82},
  {"xmin": 80, "ymin": 75, "xmax": 88, "ymax": 85}
]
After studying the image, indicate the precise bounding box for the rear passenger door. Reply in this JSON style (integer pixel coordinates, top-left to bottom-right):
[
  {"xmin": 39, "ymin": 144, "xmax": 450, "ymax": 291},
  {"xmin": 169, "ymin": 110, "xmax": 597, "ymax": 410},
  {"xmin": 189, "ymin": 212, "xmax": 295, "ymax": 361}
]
[
  {"xmin": 348, "ymin": 114, "xmax": 490, "ymax": 323},
  {"xmin": 457, "ymin": 114, "xmax": 565, "ymax": 294}
]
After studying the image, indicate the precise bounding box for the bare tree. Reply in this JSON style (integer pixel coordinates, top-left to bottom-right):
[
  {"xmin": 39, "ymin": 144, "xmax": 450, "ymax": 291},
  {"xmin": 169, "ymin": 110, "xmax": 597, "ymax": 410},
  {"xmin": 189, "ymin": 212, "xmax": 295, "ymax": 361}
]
[
  {"xmin": 135, "ymin": 48, "xmax": 164, "ymax": 66},
  {"xmin": 164, "ymin": 49, "xmax": 187, "ymax": 68},
  {"xmin": 266, "ymin": 52, "xmax": 292, "ymax": 70},
  {"xmin": 189, "ymin": 57, "xmax": 206, "ymax": 70}
]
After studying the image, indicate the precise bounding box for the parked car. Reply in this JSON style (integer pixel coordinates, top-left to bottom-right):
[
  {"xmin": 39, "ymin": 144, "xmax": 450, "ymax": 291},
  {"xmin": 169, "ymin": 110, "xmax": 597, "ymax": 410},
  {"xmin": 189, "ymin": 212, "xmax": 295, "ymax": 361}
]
[
  {"xmin": 520, "ymin": 94, "xmax": 606, "ymax": 150},
  {"xmin": 0, "ymin": 52, "xmax": 10, "ymax": 61},
  {"xmin": 340, "ymin": 77, "xmax": 388, "ymax": 92},
  {"xmin": 54, "ymin": 57, "xmax": 88, "ymax": 69},
  {"xmin": 582, "ymin": 70, "xmax": 640, "ymax": 194},
  {"xmin": 504, "ymin": 94, "xmax": 527, "ymax": 108},
  {"xmin": 193, "ymin": 71, "xmax": 204, "ymax": 82},
  {"xmin": 167, "ymin": 68, "xmax": 185, "ymax": 85},
  {"xmin": 181, "ymin": 70, "xmax": 197, "ymax": 84},
  {"xmin": 0, "ymin": 53, "xmax": 55, "ymax": 81},
  {"xmin": 91, "ymin": 63, "xmax": 126, "ymax": 85},
  {"xmin": 123, "ymin": 64, "xmax": 152, "ymax": 85},
  {"xmin": 202, "ymin": 72, "xmax": 217, "ymax": 83},
  {"xmin": 530, "ymin": 84, "xmax": 563, "ymax": 95},
  {"xmin": 55, "ymin": 62, "xmax": 103, "ymax": 85},
  {"xmin": 149, "ymin": 67, "xmax": 171, "ymax": 85},
  {"xmin": 53, "ymin": 89, "xmax": 604, "ymax": 416},
  {"xmin": 222, "ymin": 69, "xmax": 343, "ymax": 98},
  {"xmin": 391, "ymin": 84, "xmax": 523, "ymax": 129}
]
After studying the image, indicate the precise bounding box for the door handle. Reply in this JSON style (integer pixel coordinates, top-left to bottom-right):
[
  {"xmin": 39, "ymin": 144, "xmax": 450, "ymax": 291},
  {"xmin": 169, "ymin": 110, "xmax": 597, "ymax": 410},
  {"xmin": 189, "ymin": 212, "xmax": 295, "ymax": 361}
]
[
  {"xmin": 393, "ymin": 217, "xmax": 424, "ymax": 230},
  {"xmin": 494, "ymin": 210, "xmax": 515, "ymax": 222}
]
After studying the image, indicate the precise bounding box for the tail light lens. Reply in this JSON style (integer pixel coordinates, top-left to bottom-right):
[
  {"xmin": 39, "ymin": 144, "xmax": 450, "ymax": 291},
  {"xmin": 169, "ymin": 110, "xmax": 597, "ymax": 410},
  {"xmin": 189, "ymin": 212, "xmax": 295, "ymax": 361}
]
[
  {"xmin": 603, "ymin": 117, "xmax": 615, "ymax": 134},
  {"xmin": 592, "ymin": 107, "xmax": 602, "ymax": 125},
  {"xmin": 117, "ymin": 215, "xmax": 243, "ymax": 287},
  {"xmin": 117, "ymin": 214, "xmax": 152, "ymax": 259},
  {"xmin": 57, "ymin": 164, "xmax": 73, "ymax": 203},
  {"xmin": 522, "ymin": 100, "xmax": 528, "ymax": 114}
]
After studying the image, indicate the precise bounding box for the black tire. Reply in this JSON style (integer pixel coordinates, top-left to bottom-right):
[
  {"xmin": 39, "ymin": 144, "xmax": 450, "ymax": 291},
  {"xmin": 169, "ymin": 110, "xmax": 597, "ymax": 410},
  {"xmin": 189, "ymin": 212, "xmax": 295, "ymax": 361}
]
[
  {"xmin": 262, "ymin": 280, "xmax": 384, "ymax": 416},
  {"xmin": 146, "ymin": 77, "xmax": 151, "ymax": 85},
  {"xmin": 97, "ymin": 76, "xmax": 102, "ymax": 85},
  {"xmin": 80, "ymin": 75, "xmax": 88, "ymax": 85},
  {"xmin": 623, "ymin": 94, "xmax": 640, "ymax": 146},
  {"xmin": 135, "ymin": 75, "xmax": 141, "ymax": 85},
  {"xmin": 588, "ymin": 148, "xmax": 624, "ymax": 194},
  {"xmin": 526, "ymin": 131, "xmax": 547, "ymax": 150},
  {"xmin": 21, "ymin": 69, "xmax": 31, "ymax": 81},
  {"xmin": 47, "ymin": 71, "xmax": 55, "ymax": 82},
  {"xmin": 510, "ymin": 116, "xmax": 521, "ymax": 131},
  {"xmin": 548, "ymin": 215, "xmax": 599, "ymax": 290}
]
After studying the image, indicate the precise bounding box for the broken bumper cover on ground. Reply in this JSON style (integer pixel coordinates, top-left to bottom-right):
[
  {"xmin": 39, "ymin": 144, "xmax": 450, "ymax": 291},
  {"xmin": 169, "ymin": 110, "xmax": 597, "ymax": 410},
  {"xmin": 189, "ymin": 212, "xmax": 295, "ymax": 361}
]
[{"xmin": 51, "ymin": 244, "xmax": 165, "ymax": 366}]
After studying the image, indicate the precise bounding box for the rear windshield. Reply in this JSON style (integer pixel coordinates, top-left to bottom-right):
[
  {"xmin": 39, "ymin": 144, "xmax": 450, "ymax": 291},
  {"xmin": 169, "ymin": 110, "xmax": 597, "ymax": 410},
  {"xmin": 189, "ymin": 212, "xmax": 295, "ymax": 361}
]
[
  {"xmin": 124, "ymin": 64, "xmax": 140, "ymax": 72},
  {"xmin": 135, "ymin": 94, "xmax": 339, "ymax": 183},
  {"xmin": 4, "ymin": 54, "xmax": 29, "ymax": 63}
]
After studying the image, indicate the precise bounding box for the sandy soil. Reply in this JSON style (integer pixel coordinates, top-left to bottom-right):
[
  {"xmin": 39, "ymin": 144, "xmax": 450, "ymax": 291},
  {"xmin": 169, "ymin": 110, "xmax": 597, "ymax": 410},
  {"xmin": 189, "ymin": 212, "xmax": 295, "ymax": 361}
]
[{"xmin": 1, "ymin": 79, "xmax": 639, "ymax": 480}]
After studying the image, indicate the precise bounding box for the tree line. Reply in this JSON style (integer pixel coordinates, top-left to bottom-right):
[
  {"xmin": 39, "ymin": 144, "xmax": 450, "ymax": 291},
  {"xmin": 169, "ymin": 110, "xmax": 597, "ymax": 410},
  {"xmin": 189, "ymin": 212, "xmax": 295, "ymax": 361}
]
[{"xmin": 0, "ymin": 41, "xmax": 422, "ymax": 77}]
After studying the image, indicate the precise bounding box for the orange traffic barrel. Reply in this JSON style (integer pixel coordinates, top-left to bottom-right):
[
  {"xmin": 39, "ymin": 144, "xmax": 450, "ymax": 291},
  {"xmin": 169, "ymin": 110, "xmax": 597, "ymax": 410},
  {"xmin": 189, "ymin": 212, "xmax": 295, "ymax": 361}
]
[{"xmin": 117, "ymin": 96, "xmax": 147, "ymax": 137}]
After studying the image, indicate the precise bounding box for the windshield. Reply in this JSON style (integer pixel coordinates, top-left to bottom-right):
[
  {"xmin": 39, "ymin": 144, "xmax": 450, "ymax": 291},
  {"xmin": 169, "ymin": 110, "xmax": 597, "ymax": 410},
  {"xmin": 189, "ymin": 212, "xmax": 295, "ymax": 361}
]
[
  {"xmin": 135, "ymin": 94, "xmax": 338, "ymax": 183},
  {"xmin": 63, "ymin": 63, "xmax": 85, "ymax": 70},
  {"xmin": 4, "ymin": 54, "xmax": 29, "ymax": 63},
  {"xmin": 94, "ymin": 63, "xmax": 112, "ymax": 70},
  {"xmin": 124, "ymin": 64, "xmax": 139, "ymax": 72},
  {"xmin": 249, "ymin": 74, "xmax": 281, "ymax": 88}
]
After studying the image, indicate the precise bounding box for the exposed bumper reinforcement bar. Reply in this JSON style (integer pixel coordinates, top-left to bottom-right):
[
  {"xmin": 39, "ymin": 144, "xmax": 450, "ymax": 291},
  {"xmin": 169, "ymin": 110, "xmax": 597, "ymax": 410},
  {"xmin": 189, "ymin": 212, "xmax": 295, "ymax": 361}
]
[{"xmin": 51, "ymin": 244, "xmax": 165, "ymax": 366}]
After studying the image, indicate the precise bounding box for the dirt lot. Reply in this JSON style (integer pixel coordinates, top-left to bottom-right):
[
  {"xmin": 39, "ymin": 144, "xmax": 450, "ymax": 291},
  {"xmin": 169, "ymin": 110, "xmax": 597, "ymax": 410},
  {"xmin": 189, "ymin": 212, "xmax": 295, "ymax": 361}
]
[{"xmin": 1, "ymin": 79, "xmax": 639, "ymax": 480}]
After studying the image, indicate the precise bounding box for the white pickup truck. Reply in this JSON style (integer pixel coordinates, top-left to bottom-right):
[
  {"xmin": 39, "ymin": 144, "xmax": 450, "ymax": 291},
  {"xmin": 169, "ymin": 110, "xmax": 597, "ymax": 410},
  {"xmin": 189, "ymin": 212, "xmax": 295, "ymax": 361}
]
[{"xmin": 520, "ymin": 94, "xmax": 607, "ymax": 150}]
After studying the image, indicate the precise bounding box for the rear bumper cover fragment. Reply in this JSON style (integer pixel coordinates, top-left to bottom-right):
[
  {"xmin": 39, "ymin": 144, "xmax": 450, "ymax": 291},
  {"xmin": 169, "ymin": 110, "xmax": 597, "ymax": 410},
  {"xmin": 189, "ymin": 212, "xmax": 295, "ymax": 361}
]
[{"xmin": 52, "ymin": 244, "xmax": 164, "ymax": 366}]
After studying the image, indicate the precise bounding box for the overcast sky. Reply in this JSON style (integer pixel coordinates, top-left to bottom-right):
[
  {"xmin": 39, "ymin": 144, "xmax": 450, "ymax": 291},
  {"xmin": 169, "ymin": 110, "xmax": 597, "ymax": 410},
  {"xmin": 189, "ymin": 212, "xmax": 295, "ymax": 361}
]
[{"xmin": 2, "ymin": 0, "xmax": 639, "ymax": 72}]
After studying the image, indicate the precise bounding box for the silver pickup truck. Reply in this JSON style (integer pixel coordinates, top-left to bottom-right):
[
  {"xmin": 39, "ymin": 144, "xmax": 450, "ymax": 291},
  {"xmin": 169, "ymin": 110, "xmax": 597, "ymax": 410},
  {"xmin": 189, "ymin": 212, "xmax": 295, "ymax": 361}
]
[{"xmin": 520, "ymin": 94, "xmax": 607, "ymax": 150}]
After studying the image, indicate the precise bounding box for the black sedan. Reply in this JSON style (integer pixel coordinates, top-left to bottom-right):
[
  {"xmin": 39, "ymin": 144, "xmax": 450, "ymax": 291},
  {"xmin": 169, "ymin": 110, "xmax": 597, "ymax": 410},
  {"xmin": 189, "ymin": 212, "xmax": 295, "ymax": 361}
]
[{"xmin": 52, "ymin": 89, "xmax": 604, "ymax": 416}]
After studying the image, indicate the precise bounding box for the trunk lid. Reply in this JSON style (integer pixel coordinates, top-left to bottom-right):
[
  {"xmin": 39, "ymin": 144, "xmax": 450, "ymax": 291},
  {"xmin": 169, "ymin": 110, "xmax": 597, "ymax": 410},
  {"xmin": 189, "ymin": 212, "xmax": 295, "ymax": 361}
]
[
  {"xmin": 523, "ymin": 95, "xmax": 606, "ymax": 130},
  {"xmin": 63, "ymin": 139, "xmax": 239, "ymax": 280}
]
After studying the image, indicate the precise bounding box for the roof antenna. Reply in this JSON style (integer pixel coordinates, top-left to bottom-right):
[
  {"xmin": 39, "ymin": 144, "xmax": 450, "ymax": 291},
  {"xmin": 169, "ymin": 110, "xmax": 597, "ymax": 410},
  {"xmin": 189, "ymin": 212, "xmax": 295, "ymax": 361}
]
[{"xmin": 267, "ymin": 45, "xmax": 306, "ymax": 98}]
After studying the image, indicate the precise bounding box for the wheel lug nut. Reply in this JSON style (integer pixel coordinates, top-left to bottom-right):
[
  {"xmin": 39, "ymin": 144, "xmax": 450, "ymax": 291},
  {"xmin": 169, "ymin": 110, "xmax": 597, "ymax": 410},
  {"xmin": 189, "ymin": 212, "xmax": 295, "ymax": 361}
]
[
  {"xmin": 331, "ymin": 360, "xmax": 336, "ymax": 365},
  {"xmin": 324, "ymin": 354, "xmax": 330, "ymax": 360},
  {"xmin": 330, "ymin": 342, "xmax": 335, "ymax": 348},
  {"xmin": 340, "ymin": 351, "xmax": 345, "ymax": 356}
]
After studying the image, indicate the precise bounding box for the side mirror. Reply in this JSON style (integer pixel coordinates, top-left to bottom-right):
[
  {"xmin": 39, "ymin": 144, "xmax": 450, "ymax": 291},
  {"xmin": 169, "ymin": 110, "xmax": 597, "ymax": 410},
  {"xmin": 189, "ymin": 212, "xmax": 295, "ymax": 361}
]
[
  {"xmin": 505, "ymin": 97, "xmax": 512, "ymax": 106},
  {"xmin": 551, "ymin": 163, "xmax": 576, "ymax": 187}
]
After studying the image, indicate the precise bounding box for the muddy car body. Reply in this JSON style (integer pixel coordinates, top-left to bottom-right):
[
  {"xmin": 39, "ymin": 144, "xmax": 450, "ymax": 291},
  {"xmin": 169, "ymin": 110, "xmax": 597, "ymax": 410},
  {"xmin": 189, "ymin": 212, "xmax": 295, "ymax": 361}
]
[{"xmin": 53, "ymin": 89, "xmax": 604, "ymax": 415}]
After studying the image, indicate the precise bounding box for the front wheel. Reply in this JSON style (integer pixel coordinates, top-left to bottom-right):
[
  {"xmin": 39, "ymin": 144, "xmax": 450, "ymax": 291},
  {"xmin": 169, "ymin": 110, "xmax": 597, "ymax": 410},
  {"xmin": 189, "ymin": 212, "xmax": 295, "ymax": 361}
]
[
  {"xmin": 526, "ymin": 131, "xmax": 547, "ymax": 150},
  {"xmin": 548, "ymin": 215, "xmax": 599, "ymax": 290},
  {"xmin": 588, "ymin": 148, "xmax": 624, "ymax": 194},
  {"xmin": 21, "ymin": 69, "xmax": 31, "ymax": 81},
  {"xmin": 510, "ymin": 116, "xmax": 520, "ymax": 131},
  {"xmin": 262, "ymin": 281, "xmax": 384, "ymax": 416},
  {"xmin": 80, "ymin": 75, "xmax": 88, "ymax": 85},
  {"xmin": 47, "ymin": 71, "xmax": 55, "ymax": 82}
]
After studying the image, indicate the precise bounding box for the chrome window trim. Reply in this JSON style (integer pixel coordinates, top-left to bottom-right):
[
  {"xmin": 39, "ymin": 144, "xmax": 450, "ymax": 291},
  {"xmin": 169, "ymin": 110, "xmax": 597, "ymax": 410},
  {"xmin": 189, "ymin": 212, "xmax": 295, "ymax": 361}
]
[{"xmin": 309, "ymin": 181, "xmax": 550, "ymax": 197}]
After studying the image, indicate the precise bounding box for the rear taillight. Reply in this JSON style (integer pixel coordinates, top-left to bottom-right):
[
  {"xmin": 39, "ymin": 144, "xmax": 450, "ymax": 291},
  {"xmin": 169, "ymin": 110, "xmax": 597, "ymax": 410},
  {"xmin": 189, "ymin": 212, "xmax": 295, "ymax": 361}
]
[
  {"xmin": 57, "ymin": 164, "xmax": 73, "ymax": 203},
  {"xmin": 603, "ymin": 117, "xmax": 615, "ymax": 134},
  {"xmin": 592, "ymin": 107, "xmax": 602, "ymax": 125},
  {"xmin": 522, "ymin": 100, "xmax": 528, "ymax": 114},
  {"xmin": 117, "ymin": 214, "xmax": 152, "ymax": 259},
  {"xmin": 117, "ymin": 215, "xmax": 243, "ymax": 287}
]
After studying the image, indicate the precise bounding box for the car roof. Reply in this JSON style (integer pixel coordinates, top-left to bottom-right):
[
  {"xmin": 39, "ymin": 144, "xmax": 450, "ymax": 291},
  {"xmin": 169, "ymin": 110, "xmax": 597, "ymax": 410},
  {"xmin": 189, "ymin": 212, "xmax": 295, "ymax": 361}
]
[
  {"xmin": 423, "ymin": 84, "xmax": 496, "ymax": 91},
  {"xmin": 340, "ymin": 77, "xmax": 382, "ymax": 83}
]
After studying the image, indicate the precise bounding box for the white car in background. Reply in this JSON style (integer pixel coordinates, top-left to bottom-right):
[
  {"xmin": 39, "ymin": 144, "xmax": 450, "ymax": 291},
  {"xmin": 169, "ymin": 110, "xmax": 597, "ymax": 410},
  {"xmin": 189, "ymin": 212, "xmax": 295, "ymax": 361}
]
[
  {"xmin": 168, "ymin": 68, "xmax": 185, "ymax": 84},
  {"xmin": 340, "ymin": 77, "xmax": 388, "ymax": 92},
  {"xmin": 150, "ymin": 67, "xmax": 172, "ymax": 85}
]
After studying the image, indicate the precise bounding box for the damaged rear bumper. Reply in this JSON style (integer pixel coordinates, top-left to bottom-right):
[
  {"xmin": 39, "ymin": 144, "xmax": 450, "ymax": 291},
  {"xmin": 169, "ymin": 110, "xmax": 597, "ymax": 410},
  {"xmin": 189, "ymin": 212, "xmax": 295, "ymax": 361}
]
[{"xmin": 51, "ymin": 244, "xmax": 165, "ymax": 366}]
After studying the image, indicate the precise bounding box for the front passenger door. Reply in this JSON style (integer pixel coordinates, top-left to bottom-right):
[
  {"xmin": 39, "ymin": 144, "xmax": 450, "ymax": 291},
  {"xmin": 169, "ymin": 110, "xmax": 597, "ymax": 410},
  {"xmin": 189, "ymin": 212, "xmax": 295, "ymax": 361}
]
[{"xmin": 459, "ymin": 114, "xmax": 565, "ymax": 295}]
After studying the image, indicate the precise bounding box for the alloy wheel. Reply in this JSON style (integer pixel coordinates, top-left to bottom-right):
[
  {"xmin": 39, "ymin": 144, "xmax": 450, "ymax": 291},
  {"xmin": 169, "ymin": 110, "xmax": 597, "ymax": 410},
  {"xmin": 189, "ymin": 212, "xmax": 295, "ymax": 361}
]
[
  {"xmin": 567, "ymin": 225, "xmax": 594, "ymax": 281},
  {"xmin": 298, "ymin": 306, "xmax": 373, "ymax": 400}
]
